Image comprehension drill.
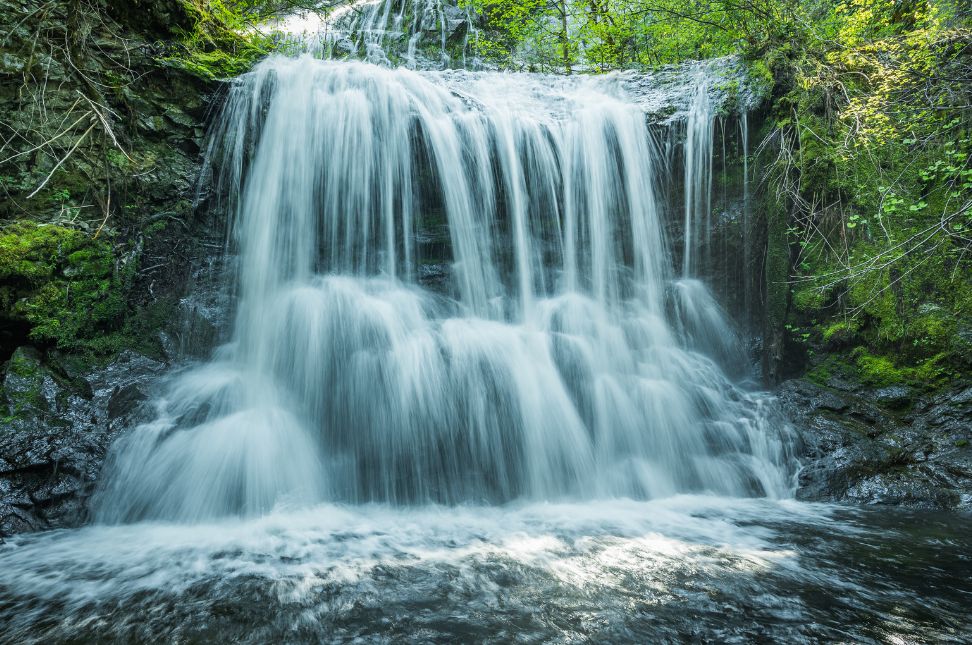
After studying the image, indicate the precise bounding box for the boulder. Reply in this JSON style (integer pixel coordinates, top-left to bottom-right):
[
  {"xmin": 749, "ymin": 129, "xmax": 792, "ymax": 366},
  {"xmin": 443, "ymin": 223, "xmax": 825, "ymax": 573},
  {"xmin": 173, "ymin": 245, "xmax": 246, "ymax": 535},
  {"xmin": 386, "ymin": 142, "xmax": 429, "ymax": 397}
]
[
  {"xmin": 0, "ymin": 348, "xmax": 165, "ymax": 538},
  {"xmin": 779, "ymin": 378, "xmax": 972, "ymax": 509}
]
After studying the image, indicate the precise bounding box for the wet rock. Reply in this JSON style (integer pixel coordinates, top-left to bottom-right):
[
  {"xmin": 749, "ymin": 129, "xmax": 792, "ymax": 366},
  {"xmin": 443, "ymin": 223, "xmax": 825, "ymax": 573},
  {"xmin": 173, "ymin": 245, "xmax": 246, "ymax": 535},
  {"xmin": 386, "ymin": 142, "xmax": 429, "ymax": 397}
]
[
  {"xmin": 442, "ymin": 5, "xmax": 469, "ymax": 43},
  {"xmin": 777, "ymin": 378, "xmax": 847, "ymax": 413},
  {"xmin": 0, "ymin": 348, "xmax": 166, "ymax": 538},
  {"xmin": 418, "ymin": 263, "xmax": 452, "ymax": 294},
  {"xmin": 872, "ymin": 385, "xmax": 913, "ymax": 410},
  {"xmin": 950, "ymin": 386, "xmax": 972, "ymax": 405},
  {"xmin": 107, "ymin": 383, "xmax": 148, "ymax": 421},
  {"xmin": 163, "ymin": 105, "xmax": 197, "ymax": 129},
  {"xmin": 780, "ymin": 378, "xmax": 972, "ymax": 510}
]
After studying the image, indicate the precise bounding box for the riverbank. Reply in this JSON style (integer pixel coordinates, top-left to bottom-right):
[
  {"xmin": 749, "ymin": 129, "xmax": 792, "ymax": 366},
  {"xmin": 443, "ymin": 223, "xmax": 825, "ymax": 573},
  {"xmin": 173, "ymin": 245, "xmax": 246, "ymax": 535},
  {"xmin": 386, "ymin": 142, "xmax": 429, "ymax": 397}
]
[{"xmin": 782, "ymin": 377, "xmax": 972, "ymax": 509}]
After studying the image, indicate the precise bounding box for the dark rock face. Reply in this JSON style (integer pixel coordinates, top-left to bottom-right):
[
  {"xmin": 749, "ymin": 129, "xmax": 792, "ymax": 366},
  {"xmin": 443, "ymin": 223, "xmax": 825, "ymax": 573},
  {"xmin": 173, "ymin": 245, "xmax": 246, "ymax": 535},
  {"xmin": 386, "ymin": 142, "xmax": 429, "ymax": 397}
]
[
  {"xmin": 0, "ymin": 0, "xmax": 222, "ymax": 362},
  {"xmin": 780, "ymin": 378, "xmax": 972, "ymax": 509},
  {"xmin": 0, "ymin": 348, "xmax": 165, "ymax": 537},
  {"xmin": 0, "ymin": 0, "xmax": 227, "ymax": 538}
]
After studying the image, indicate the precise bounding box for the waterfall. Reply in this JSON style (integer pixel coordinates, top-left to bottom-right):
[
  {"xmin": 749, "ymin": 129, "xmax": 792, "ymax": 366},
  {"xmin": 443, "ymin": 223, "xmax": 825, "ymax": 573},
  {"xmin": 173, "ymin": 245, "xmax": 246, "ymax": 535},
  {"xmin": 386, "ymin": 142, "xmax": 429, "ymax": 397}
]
[
  {"xmin": 271, "ymin": 0, "xmax": 476, "ymax": 68},
  {"xmin": 93, "ymin": 56, "xmax": 796, "ymax": 523},
  {"xmin": 681, "ymin": 74, "xmax": 715, "ymax": 278}
]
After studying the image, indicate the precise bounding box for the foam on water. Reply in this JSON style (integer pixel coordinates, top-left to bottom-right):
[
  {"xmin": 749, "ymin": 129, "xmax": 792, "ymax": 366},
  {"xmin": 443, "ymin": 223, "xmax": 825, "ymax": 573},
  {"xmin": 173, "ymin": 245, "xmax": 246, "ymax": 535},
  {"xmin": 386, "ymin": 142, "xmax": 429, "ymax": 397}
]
[
  {"xmin": 1, "ymin": 54, "xmax": 970, "ymax": 644},
  {"xmin": 3, "ymin": 499, "xmax": 970, "ymax": 642}
]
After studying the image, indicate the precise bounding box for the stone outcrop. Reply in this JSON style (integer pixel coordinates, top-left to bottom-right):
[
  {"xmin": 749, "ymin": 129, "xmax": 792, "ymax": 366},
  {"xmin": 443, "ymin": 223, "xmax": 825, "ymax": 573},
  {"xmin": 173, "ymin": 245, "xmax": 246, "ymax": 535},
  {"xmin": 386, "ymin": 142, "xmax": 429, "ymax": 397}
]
[
  {"xmin": 0, "ymin": 0, "xmax": 224, "ymax": 537},
  {"xmin": 781, "ymin": 378, "xmax": 972, "ymax": 509},
  {"xmin": 0, "ymin": 348, "xmax": 165, "ymax": 536}
]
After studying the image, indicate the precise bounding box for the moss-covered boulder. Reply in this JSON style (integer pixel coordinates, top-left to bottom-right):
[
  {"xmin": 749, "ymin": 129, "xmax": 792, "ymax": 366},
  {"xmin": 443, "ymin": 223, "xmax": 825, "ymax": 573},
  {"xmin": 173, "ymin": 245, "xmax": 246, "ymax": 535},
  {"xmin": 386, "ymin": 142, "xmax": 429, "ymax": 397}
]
[{"xmin": 0, "ymin": 222, "xmax": 130, "ymax": 356}]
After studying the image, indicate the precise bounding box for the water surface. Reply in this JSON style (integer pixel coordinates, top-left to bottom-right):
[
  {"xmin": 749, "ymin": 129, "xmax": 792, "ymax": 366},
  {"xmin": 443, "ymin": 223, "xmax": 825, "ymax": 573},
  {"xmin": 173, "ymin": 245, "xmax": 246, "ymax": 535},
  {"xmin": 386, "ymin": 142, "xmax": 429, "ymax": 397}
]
[{"xmin": 2, "ymin": 498, "xmax": 969, "ymax": 643}]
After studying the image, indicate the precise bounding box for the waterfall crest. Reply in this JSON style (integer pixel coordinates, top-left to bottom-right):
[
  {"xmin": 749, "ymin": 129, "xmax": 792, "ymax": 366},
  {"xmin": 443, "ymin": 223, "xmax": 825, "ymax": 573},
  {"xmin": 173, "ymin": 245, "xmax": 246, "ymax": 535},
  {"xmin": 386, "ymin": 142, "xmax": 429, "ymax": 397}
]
[{"xmin": 94, "ymin": 56, "xmax": 796, "ymax": 523}]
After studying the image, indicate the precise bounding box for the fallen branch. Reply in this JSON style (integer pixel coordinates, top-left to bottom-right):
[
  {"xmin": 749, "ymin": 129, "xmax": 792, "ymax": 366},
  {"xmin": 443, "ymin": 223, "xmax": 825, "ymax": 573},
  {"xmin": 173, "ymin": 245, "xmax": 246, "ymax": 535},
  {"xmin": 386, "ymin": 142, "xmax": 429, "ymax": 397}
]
[{"xmin": 26, "ymin": 118, "xmax": 97, "ymax": 199}]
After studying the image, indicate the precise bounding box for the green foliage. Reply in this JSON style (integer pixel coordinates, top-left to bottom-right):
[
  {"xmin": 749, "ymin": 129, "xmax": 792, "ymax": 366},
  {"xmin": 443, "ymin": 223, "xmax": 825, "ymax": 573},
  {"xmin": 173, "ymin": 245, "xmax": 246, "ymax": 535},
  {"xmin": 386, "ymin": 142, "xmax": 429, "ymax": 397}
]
[
  {"xmin": 0, "ymin": 222, "xmax": 130, "ymax": 355},
  {"xmin": 758, "ymin": 0, "xmax": 972, "ymax": 386},
  {"xmin": 162, "ymin": 0, "xmax": 272, "ymax": 80},
  {"xmin": 460, "ymin": 0, "xmax": 571, "ymax": 71},
  {"xmin": 463, "ymin": 0, "xmax": 807, "ymax": 70}
]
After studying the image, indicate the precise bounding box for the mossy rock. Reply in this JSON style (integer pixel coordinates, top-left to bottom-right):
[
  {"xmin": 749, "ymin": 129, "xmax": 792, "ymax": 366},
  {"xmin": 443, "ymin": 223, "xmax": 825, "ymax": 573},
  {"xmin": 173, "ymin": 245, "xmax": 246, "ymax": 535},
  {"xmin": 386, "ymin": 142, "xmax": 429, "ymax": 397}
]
[
  {"xmin": 163, "ymin": 47, "xmax": 262, "ymax": 81},
  {"xmin": 0, "ymin": 346, "xmax": 83, "ymax": 422},
  {"xmin": 3, "ymin": 346, "xmax": 48, "ymax": 418},
  {"xmin": 806, "ymin": 354, "xmax": 856, "ymax": 388},
  {"xmin": 821, "ymin": 319, "xmax": 860, "ymax": 348},
  {"xmin": 0, "ymin": 221, "xmax": 129, "ymax": 356},
  {"xmin": 792, "ymin": 286, "xmax": 826, "ymax": 313},
  {"xmin": 0, "ymin": 221, "xmax": 89, "ymax": 284},
  {"xmin": 852, "ymin": 348, "xmax": 955, "ymax": 390}
]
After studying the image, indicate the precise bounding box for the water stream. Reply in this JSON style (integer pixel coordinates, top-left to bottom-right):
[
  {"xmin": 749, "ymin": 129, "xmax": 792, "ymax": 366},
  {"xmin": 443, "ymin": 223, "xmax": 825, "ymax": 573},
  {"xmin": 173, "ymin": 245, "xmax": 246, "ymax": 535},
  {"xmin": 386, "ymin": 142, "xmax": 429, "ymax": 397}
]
[
  {"xmin": 92, "ymin": 56, "xmax": 795, "ymax": 520},
  {"xmin": 1, "ymin": 55, "xmax": 968, "ymax": 643}
]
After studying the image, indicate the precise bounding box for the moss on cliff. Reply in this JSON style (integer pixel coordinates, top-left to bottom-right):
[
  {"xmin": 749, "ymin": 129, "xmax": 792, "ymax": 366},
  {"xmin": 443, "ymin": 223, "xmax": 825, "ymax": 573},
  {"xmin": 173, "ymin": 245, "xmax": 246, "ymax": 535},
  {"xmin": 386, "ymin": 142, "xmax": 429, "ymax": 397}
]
[
  {"xmin": 161, "ymin": 0, "xmax": 270, "ymax": 80},
  {"xmin": 0, "ymin": 222, "xmax": 130, "ymax": 356},
  {"xmin": 758, "ymin": 4, "xmax": 971, "ymax": 390},
  {"xmin": 0, "ymin": 0, "xmax": 219, "ymax": 366}
]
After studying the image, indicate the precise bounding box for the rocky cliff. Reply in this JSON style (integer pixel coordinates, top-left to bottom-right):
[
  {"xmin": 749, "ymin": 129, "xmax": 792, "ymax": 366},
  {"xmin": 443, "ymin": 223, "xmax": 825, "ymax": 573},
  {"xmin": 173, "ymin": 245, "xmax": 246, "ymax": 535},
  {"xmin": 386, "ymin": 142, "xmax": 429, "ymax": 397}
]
[{"xmin": 0, "ymin": 0, "xmax": 225, "ymax": 536}]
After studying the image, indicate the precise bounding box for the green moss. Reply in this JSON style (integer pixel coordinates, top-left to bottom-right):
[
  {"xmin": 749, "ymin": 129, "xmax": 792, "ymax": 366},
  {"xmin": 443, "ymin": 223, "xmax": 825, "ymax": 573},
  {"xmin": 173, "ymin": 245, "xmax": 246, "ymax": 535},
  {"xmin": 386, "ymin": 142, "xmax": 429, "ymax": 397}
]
[
  {"xmin": 806, "ymin": 357, "xmax": 834, "ymax": 385},
  {"xmin": 8, "ymin": 348, "xmax": 40, "ymax": 380},
  {"xmin": 163, "ymin": 47, "xmax": 263, "ymax": 81},
  {"xmin": 3, "ymin": 348, "xmax": 47, "ymax": 418},
  {"xmin": 105, "ymin": 149, "xmax": 131, "ymax": 171},
  {"xmin": 145, "ymin": 220, "xmax": 169, "ymax": 236},
  {"xmin": 855, "ymin": 351, "xmax": 906, "ymax": 387},
  {"xmin": 822, "ymin": 319, "xmax": 859, "ymax": 344},
  {"xmin": 746, "ymin": 59, "xmax": 775, "ymax": 101},
  {"xmin": 161, "ymin": 0, "xmax": 271, "ymax": 81},
  {"xmin": 912, "ymin": 353, "xmax": 954, "ymax": 386},
  {"xmin": 117, "ymin": 295, "xmax": 181, "ymax": 360},
  {"xmin": 715, "ymin": 79, "xmax": 741, "ymax": 113},
  {"xmin": 765, "ymin": 201, "xmax": 790, "ymax": 326},
  {"xmin": 848, "ymin": 266, "xmax": 905, "ymax": 342},
  {"xmin": 907, "ymin": 307, "xmax": 954, "ymax": 353},
  {"xmin": 793, "ymin": 286, "xmax": 825, "ymax": 312},
  {"xmin": 0, "ymin": 221, "xmax": 129, "ymax": 356},
  {"xmin": 853, "ymin": 348, "xmax": 955, "ymax": 390},
  {"xmin": 0, "ymin": 222, "xmax": 87, "ymax": 284}
]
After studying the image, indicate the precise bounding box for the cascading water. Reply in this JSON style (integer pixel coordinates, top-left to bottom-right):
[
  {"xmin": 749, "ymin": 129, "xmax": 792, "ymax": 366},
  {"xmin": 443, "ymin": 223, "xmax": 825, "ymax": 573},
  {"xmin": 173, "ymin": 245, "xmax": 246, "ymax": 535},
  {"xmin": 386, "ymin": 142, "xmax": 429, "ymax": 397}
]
[
  {"xmin": 3, "ymin": 53, "xmax": 971, "ymax": 645},
  {"xmin": 271, "ymin": 0, "xmax": 477, "ymax": 67},
  {"xmin": 681, "ymin": 73, "xmax": 715, "ymax": 278},
  {"xmin": 92, "ymin": 57, "xmax": 795, "ymax": 522}
]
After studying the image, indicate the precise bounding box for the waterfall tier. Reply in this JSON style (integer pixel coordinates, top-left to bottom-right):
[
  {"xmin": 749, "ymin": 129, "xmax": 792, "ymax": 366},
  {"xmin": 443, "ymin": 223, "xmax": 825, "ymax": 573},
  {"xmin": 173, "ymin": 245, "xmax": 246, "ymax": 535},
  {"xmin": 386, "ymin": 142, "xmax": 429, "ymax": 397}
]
[{"xmin": 94, "ymin": 56, "xmax": 796, "ymax": 523}]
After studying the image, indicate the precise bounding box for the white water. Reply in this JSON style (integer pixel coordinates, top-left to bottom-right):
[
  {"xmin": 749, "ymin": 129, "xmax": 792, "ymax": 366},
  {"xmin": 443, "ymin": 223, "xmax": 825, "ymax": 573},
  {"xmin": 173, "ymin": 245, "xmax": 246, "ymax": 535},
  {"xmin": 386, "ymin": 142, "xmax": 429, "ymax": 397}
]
[
  {"xmin": 682, "ymin": 73, "xmax": 715, "ymax": 277},
  {"xmin": 269, "ymin": 0, "xmax": 476, "ymax": 67},
  {"xmin": 91, "ymin": 56, "xmax": 796, "ymax": 523},
  {"xmin": 6, "ymin": 54, "xmax": 972, "ymax": 645},
  {"xmin": 4, "ymin": 497, "xmax": 970, "ymax": 643}
]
